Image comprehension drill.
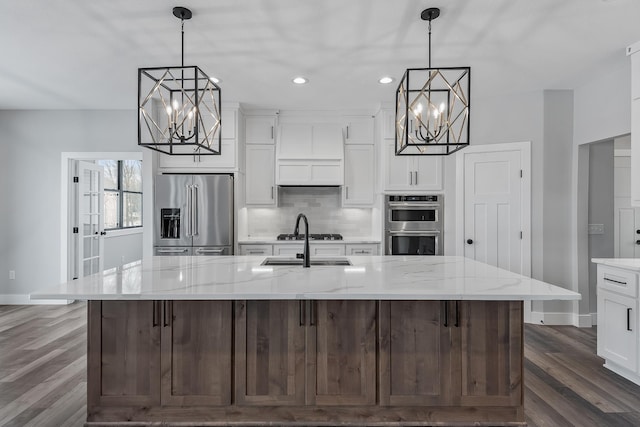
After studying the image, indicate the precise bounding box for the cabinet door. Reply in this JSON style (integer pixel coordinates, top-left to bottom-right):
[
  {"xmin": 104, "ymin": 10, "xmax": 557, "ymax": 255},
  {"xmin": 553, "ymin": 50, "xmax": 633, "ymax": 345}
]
[
  {"xmin": 246, "ymin": 116, "xmax": 276, "ymax": 144},
  {"xmin": 274, "ymin": 244, "xmax": 302, "ymax": 256},
  {"xmin": 344, "ymin": 145, "xmax": 375, "ymax": 206},
  {"xmin": 344, "ymin": 117, "xmax": 374, "ymax": 144},
  {"xmin": 379, "ymin": 301, "xmax": 457, "ymax": 406},
  {"xmin": 384, "ymin": 141, "xmax": 412, "ymax": 190},
  {"xmin": 381, "ymin": 109, "xmax": 396, "ymax": 140},
  {"xmin": 158, "ymin": 140, "xmax": 235, "ymax": 169},
  {"xmin": 414, "ymin": 155, "xmax": 443, "ymax": 190},
  {"xmin": 307, "ymin": 300, "xmax": 376, "ymax": 406},
  {"xmin": 458, "ymin": 301, "xmax": 523, "ymax": 407},
  {"xmin": 221, "ymin": 108, "xmax": 236, "ymax": 140},
  {"xmin": 235, "ymin": 301, "xmax": 306, "ymax": 405},
  {"xmin": 87, "ymin": 301, "xmax": 161, "ymax": 408},
  {"xmin": 597, "ymin": 290, "xmax": 638, "ymax": 371},
  {"xmin": 161, "ymin": 301, "xmax": 232, "ymax": 406},
  {"xmin": 246, "ymin": 145, "xmax": 276, "ymax": 205}
]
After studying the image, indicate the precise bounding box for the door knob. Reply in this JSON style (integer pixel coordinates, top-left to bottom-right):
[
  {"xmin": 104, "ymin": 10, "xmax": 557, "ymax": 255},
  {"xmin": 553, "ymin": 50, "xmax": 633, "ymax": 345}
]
[
  {"xmin": 466, "ymin": 239, "xmax": 473, "ymax": 245},
  {"xmin": 637, "ymin": 229, "xmax": 640, "ymax": 234}
]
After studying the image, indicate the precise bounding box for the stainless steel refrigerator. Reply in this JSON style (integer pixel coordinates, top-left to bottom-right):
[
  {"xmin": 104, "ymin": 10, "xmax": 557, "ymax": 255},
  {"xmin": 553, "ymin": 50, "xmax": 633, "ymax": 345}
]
[{"xmin": 154, "ymin": 174, "xmax": 234, "ymax": 256}]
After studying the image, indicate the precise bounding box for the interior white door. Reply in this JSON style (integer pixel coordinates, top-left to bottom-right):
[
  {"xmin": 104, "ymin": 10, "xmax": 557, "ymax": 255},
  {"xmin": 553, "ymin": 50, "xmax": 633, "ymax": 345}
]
[
  {"xmin": 77, "ymin": 161, "xmax": 105, "ymax": 278},
  {"xmin": 463, "ymin": 150, "xmax": 522, "ymax": 273},
  {"xmin": 614, "ymin": 155, "xmax": 640, "ymax": 257}
]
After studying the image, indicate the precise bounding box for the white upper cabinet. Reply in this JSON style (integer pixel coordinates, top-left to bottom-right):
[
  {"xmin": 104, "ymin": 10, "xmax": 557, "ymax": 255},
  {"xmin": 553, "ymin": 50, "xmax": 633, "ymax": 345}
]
[
  {"xmin": 383, "ymin": 141, "xmax": 442, "ymax": 191},
  {"xmin": 344, "ymin": 117, "xmax": 374, "ymax": 144},
  {"xmin": 158, "ymin": 107, "xmax": 238, "ymax": 170},
  {"xmin": 344, "ymin": 145, "xmax": 375, "ymax": 206},
  {"xmin": 245, "ymin": 145, "xmax": 276, "ymax": 206},
  {"xmin": 245, "ymin": 116, "xmax": 276, "ymax": 145},
  {"xmin": 381, "ymin": 109, "xmax": 396, "ymax": 140}
]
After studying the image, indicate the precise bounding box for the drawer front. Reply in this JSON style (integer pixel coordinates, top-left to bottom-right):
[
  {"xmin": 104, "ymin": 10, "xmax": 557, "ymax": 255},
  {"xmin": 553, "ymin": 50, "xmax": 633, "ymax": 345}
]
[
  {"xmin": 346, "ymin": 244, "xmax": 378, "ymax": 256},
  {"xmin": 239, "ymin": 245, "xmax": 273, "ymax": 256},
  {"xmin": 598, "ymin": 265, "xmax": 638, "ymax": 297}
]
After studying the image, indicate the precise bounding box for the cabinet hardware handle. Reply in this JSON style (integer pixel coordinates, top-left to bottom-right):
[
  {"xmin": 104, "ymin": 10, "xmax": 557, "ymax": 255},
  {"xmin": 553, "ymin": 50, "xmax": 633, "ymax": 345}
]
[
  {"xmin": 414, "ymin": 171, "xmax": 418, "ymax": 185},
  {"xmin": 628, "ymin": 308, "xmax": 632, "ymax": 331},
  {"xmin": 309, "ymin": 300, "xmax": 316, "ymax": 326},
  {"xmin": 152, "ymin": 301, "xmax": 159, "ymax": 327},
  {"xmin": 604, "ymin": 277, "xmax": 627, "ymax": 286},
  {"xmin": 271, "ymin": 126, "xmax": 274, "ymax": 139},
  {"xmin": 455, "ymin": 301, "xmax": 460, "ymax": 327},
  {"xmin": 346, "ymin": 186, "xmax": 349, "ymax": 199},
  {"xmin": 409, "ymin": 171, "xmax": 413, "ymax": 185},
  {"xmin": 443, "ymin": 301, "xmax": 449, "ymax": 327},
  {"xmin": 299, "ymin": 300, "xmax": 306, "ymax": 326},
  {"xmin": 346, "ymin": 126, "xmax": 349, "ymax": 139},
  {"xmin": 271, "ymin": 186, "xmax": 274, "ymax": 200},
  {"xmin": 163, "ymin": 301, "xmax": 172, "ymax": 327}
]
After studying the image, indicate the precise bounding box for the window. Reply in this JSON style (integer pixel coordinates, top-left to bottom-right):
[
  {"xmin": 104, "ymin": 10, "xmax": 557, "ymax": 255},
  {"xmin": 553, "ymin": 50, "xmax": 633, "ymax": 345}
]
[{"xmin": 97, "ymin": 160, "xmax": 143, "ymax": 230}]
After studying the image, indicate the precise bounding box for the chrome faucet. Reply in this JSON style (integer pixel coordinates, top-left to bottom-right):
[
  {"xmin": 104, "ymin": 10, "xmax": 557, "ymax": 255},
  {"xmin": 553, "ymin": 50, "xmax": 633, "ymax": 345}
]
[{"xmin": 294, "ymin": 213, "xmax": 310, "ymax": 268}]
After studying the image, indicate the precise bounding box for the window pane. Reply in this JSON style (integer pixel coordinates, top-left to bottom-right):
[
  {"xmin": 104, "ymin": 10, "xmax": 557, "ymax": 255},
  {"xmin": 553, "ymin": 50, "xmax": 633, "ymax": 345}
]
[
  {"xmin": 123, "ymin": 192, "xmax": 142, "ymax": 227},
  {"xmin": 97, "ymin": 160, "xmax": 118, "ymax": 189},
  {"xmin": 122, "ymin": 160, "xmax": 142, "ymax": 192},
  {"xmin": 104, "ymin": 191, "xmax": 120, "ymax": 229}
]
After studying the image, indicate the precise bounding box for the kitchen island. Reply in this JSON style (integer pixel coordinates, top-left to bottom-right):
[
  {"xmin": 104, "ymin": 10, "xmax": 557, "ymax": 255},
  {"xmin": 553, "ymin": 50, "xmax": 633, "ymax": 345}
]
[{"xmin": 32, "ymin": 256, "xmax": 580, "ymax": 426}]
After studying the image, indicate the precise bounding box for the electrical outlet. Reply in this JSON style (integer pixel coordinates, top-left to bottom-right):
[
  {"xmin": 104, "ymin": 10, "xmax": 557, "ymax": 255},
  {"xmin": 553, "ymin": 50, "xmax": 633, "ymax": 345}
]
[
  {"xmin": 9, "ymin": 270, "xmax": 15, "ymax": 280},
  {"xmin": 588, "ymin": 224, "xmax": 604, "ymax": 235}
]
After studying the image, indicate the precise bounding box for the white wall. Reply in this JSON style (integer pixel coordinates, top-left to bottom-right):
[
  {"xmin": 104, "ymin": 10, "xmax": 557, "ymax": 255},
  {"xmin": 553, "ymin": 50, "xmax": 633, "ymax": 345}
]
[
  {"xmin": 103, "ymin": 232, "xmax": 143, "ymax": 270},
  {"xmin": 0, "ymin": 110, "xmax": 141, "ymax": 298},
  {"xmin": 469, "ymin": 90, "xmax": 545, "ymax": 281},
  {"xmin": 588, "ymin": 141, "xmax": 615, "ymax": 315}
]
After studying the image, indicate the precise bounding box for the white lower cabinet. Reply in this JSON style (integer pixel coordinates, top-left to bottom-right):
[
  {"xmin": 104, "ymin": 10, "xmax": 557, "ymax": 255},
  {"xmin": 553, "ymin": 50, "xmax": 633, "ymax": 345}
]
[
  {"xmin": 595, "ymin": 262, "xmax": 640, "ymax": 385},
  {"xmin": 239, "ymin": 245, "xmax": 273, "ymax": 256},
  {"xmin": 241, "ymin": 243, "xmax": 377, "ymax": 256},
  {"xmin": 346, "ymin": 244, "xmax": 378, "ymax": 255}
]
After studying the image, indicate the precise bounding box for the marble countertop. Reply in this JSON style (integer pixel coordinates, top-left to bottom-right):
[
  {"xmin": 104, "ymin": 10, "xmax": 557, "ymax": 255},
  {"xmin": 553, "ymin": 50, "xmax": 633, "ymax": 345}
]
[
  {"xmin": 31, "ymin": 256, "xmax": 581, "ymax": 301},
  {"xmin": 592, "ymin": 258, "xmax": 640, "ymax": 271}
]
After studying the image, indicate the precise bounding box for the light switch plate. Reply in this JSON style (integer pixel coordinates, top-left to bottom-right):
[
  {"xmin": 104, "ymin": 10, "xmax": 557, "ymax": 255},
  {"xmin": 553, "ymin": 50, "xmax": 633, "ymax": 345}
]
[{"xmin": 588, "ymin": 224, "xmax": 604, "ymax": 235}]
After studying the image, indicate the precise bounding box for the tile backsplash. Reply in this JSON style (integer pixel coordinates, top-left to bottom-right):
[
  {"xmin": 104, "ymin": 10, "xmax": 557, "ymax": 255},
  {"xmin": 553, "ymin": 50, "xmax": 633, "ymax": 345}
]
[{"xmin": 245, "ymin": 187, "xmax": 375, "ymax": 238}]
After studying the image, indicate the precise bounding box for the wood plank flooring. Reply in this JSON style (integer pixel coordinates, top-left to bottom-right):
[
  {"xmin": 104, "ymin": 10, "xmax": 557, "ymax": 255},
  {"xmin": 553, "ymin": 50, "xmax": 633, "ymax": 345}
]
[{"xmin": 1, "ymin": 303, "xmax": 640, "ymax": 426}]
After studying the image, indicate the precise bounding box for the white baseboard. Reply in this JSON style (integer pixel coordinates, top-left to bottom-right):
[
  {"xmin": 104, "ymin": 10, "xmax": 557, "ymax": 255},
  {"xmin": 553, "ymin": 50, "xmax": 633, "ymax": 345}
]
[
  {"xmin": 529, "ymin": 310, "xmax": 575, "ymax": 326},
  {"xmin": 0, "ymin": 294, "xmax": 74, "ymax": 305},
  {"xmin": 528, "ymin": 310, "xmax": 596, "ymax": 327}
]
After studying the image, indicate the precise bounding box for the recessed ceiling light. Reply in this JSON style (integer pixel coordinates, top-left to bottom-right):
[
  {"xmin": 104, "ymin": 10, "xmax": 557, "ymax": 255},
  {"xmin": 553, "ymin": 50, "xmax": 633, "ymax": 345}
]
[
  {"xmin": 379, "ymin": 76, "xmax": 394, "ymax": 84},
  {"xmin": 210, "ymin": 76, "xmax": 221, "ymax": 84},
  {"xmin": 292, "ymin": 77, "xmax": 308, "ymax": 85}
]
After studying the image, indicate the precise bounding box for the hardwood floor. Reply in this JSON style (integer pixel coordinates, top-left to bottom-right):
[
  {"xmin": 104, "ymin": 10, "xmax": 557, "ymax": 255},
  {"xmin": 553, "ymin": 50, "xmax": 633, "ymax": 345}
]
[{"xmin": 1, "ymin": 303, "xmax": 640, "ymax": 426}]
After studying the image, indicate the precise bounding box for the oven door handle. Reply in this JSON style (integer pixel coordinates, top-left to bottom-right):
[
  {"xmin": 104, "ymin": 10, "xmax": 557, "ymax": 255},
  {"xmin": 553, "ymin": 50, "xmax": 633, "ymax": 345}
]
[
  {"xmin": 387, "ymin": 230, "xmax": 441, "ymax": 235},
  {"xmin": 387, "ymin": 202, "xmax": 440, "ymax": 208}
]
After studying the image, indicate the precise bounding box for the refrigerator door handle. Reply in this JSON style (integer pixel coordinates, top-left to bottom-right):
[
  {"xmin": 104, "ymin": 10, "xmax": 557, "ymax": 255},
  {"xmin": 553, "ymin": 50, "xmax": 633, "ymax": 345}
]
[
  {"xmin": 192, "ymin": 185, "xmax": 199, "ymax": 236},
  {"xmin": 186, "ymin": 184, "xmax": 192, "ymax": 237}
]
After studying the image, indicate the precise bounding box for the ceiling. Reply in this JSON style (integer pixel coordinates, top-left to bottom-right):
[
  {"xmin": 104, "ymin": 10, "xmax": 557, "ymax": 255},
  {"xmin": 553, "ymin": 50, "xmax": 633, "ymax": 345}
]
[{"xmin": 1, "ymin": 0, "xmax": 639, "ymax": 110}]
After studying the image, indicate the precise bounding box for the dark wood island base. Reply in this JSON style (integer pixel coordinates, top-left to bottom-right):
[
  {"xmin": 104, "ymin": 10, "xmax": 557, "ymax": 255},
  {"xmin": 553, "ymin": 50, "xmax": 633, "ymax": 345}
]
[{"xmin": 86, "ymin": 300, "xmax": 524, "ymax": 426}]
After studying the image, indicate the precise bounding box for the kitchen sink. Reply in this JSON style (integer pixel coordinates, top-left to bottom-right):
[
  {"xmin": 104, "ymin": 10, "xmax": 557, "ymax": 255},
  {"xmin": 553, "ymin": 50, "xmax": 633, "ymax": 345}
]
[{"xmin": 261, "ymin": 257, "xmax": 352, "ymax": 266}]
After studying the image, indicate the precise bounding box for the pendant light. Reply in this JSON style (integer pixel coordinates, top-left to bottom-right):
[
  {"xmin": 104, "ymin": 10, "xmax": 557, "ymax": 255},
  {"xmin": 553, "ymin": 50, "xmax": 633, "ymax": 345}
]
[
  {"xmin": 395, "ymin": 8, "xmax": 470, "ymax": 156},
  {"xmin": 138, "ymin": 7, "xmax": 222, "ymax": 155}
]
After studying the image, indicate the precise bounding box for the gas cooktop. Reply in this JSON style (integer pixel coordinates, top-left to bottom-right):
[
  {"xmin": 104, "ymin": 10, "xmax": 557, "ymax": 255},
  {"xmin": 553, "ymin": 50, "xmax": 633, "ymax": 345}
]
[{"xmin": 277, "ymin": 233, "xmax": 343, "ymax": 241}]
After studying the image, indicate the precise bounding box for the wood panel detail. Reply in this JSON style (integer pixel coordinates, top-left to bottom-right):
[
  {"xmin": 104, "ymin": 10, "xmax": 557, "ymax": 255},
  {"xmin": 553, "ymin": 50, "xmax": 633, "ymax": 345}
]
[
  {"xmin": 379, "ymin": 300, "xmax": 458, "ymax": 406},
  {"xmin": 161, "ymin": 300, "xmax": 232, "ymax": 406},
  {"xmin": 234, "ymin": 300, "xmax": 305, "ymax": 405},
  {"xmin": 87, "ymin": 300, "xmax": 161, "ymax": 409},
  {"xmin": 307, "ymin": 300, "xmax": 377, "ymax": 406},
  {"xmin": 459, "ymin": 300, "xmax": 523, "ymax": 407}
]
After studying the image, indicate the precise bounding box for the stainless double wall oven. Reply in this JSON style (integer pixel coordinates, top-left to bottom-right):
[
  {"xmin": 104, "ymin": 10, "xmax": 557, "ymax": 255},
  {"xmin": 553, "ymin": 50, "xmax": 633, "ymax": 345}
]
[{"xmin": 385, "ymin": 194, "xmax": 443, "ymax": 255}]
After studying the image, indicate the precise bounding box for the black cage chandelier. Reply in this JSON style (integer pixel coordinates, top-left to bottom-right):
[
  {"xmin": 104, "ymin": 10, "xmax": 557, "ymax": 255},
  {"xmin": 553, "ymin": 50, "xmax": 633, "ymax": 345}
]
[
  {"xmin": 138, "ymin": 7, "xmax": 222, "ymax": 156},
  {"xmin": 395, "ymin": 8, "xmax": 470, "ymax": 156}
]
